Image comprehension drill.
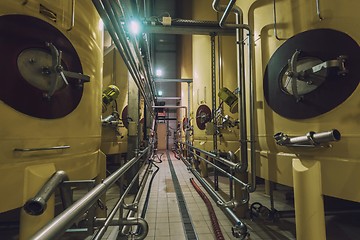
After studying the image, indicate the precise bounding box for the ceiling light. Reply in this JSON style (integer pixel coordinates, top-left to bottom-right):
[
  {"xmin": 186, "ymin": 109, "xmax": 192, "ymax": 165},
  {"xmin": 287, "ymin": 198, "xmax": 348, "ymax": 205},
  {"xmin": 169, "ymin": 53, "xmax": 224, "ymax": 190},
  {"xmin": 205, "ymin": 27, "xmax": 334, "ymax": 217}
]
[
  {"xmin": 155, "ymin": 68, "xmax": 163, "ymax": 77},
  {"xmin": 129, "ymin": 19, "xmax": 141, "ymax": 35}
]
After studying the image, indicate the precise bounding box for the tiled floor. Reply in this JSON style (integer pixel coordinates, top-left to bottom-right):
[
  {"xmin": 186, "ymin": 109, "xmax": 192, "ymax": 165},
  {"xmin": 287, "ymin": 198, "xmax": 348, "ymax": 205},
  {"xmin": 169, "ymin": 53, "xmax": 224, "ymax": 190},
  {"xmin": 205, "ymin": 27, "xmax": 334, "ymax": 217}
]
[
  {"xmin": 108, "ymin": 151, "xmax": 298, "ymax": 240},
  {"xmin": 1, "ymin": 150, "xmax": 359, "ymax": 239}
]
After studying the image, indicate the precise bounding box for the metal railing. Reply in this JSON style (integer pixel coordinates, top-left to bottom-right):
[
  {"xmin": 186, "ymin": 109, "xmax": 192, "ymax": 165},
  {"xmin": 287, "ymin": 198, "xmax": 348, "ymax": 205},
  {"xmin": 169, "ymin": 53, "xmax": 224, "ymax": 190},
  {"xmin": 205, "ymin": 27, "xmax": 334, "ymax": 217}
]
[
  {"xmin": 30, "ymin": 147, "xmax": 149, "ymax": 240},
  {"xmin": 179, "ymin": 142, "xmax": 250, "ymax": 202}
]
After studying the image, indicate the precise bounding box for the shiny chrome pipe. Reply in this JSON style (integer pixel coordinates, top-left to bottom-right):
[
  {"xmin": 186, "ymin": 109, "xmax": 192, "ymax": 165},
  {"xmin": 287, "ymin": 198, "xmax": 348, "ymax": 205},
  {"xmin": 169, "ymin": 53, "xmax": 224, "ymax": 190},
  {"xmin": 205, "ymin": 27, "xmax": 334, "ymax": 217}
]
[
  {"xmin": 181, "ymin": 156, "xmax": 249, "ymax": 239},
  {"xmin": 212, "ymin": 0, "xmax": 256, "ymax": 192},
  {"xmin": 30, "ymin": 147, "xmax": 149, "ymax": 240},
  {"xmin": 92, "ymin": 0, "xmax": 155, "ymax": 116},
  {"xmin": 187, "ymin": 144, "xmax": 245, "ymax": 173},
  {"xmin": 274, "ymin": 129, "xmax": 341, "ymax": 147},
  {"xmin": 92, "ymin": 161, "xmax": 150, "ymax": 240},
  {"xmin": 24, "ymin": 171, "xmax": 69, "ymax": 216},
  {"xmin": 120, "ymin": 163, "xmax": 151, "ymax": 236}
]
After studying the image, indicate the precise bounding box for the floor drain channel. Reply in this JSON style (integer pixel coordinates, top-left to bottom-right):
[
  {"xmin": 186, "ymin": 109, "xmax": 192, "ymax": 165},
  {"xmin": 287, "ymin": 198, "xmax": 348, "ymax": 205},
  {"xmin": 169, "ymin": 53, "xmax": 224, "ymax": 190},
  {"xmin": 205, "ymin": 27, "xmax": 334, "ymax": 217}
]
[{"xmin": 166, "ymin": 151, "xmax": 198, "ymax": 240}]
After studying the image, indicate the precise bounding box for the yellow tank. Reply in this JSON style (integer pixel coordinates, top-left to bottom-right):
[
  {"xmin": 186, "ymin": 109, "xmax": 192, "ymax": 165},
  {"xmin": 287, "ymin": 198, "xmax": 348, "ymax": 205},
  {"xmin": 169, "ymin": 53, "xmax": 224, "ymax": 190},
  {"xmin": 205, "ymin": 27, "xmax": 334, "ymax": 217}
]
[
  {"xmin": 101, "ymin": 47, "xmax": 128, "ymax": 154},
  {"xmin": 0, "ymin": 0, "xmax": 104, "ymax": 216},
  {"xmin": 191, "ymin": 0, "xmax": 240, "ymax": 155},
  {"xmin": 233, "ymin": 0, "xmax": 360, "ymax": 202}
]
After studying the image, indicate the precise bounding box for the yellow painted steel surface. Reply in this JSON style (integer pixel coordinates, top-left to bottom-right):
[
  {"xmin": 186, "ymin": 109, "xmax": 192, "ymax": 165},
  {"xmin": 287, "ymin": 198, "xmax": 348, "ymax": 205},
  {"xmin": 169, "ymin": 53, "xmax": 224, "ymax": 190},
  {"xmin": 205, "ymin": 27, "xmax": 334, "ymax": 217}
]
[
  {"xmin": 0, "ymin": 0, "xmax": 104, "ymax": 212},
  {"xmin": 101, "ymin": 48, "xmax": 128, "ymax": 154},
  {"xmin": 292, "ymin": 159, "xmax": 326, "ymax": 240},
  {"xmin": 233, "ymin": 0, "xmax": 360, "ymax": 202},
  {"xmin": 192, "ymin": 0, "xmax": 240, "ymax": 155},
  {"xmin": 19, "ymin": 164, "xmax": 56, "ymax": 240}
]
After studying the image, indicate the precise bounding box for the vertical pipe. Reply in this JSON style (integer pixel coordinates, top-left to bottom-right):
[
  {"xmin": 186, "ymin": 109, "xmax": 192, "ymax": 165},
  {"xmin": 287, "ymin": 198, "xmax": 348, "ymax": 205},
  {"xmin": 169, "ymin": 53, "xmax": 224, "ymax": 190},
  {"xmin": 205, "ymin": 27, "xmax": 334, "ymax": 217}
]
[
  {"xmin": 186, "ymin": 82, "xmax": 191, "ymax": 161},
  {"xmin": 292, "ymin": 159, "xmax": 326, "ymax": 240},
  {"xmin": 210, "ymin": 34, "xmax": 219, "ymax": 190}
]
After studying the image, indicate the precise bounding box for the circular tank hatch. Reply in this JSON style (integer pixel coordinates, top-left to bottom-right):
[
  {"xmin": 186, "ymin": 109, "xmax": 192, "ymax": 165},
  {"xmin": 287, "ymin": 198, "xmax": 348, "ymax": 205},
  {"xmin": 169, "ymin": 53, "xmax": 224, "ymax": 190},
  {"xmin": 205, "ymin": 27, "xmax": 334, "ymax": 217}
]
[
  {"xmin": 263, "ymin": 28, "xmax": 360, "ymax": 119},
  {"xmin": 196, "ymin": 104, "xmax": 212, "ymax": 130},
  {"xmin": 0, "ymin": 15, "xmax": 84, "ymax": 119}
]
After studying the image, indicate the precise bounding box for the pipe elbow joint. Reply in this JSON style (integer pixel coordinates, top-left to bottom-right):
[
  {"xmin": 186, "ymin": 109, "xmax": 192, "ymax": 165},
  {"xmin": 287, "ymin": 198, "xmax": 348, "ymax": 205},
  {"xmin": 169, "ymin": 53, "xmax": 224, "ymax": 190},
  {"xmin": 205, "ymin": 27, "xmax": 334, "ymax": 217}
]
[
  {"xmin": 233, "ymin": 162, "xmax": 247, "ymax": 173},
  {"xmin": 24, "ymin": 197, "xmax": 47, "ymax": 215}
]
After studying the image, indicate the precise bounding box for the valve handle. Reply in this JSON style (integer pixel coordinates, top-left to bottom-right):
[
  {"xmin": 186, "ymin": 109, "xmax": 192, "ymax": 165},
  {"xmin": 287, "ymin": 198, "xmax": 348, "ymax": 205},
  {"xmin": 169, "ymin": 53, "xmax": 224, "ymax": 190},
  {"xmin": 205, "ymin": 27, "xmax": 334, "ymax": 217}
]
[{"xmin": 45, "ymin": 42, "xmax": 90, "ymax": 98}]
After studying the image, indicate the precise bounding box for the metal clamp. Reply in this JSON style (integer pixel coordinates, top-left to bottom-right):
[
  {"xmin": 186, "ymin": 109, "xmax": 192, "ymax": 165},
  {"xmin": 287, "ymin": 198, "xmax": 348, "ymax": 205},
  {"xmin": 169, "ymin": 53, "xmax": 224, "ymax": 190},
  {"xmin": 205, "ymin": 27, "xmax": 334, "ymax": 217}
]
[{"xmin": 285, "ymin": 50, "xmax": 348, "ymax": 101}]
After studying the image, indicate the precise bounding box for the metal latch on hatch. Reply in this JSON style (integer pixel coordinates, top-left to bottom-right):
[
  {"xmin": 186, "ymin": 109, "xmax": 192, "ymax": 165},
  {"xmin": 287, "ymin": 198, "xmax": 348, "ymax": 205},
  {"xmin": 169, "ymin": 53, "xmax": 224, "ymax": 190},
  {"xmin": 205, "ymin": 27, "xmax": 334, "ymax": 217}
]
[
  {"xmin": 45, "ymin": 42, "xmax": 90, "ymax": 98},
  {"xmin": 284, "ymin": 50, "xmax": 348, "ymax": 102}
]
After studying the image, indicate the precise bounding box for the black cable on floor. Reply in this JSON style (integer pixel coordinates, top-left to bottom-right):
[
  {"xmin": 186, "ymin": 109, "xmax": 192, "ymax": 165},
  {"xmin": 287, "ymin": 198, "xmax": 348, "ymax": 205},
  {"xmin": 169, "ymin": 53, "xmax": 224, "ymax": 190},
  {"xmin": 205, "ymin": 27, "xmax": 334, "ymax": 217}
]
[{"xmin": 136, "ymin": 161, "xmax": 160, "ymax": 234}]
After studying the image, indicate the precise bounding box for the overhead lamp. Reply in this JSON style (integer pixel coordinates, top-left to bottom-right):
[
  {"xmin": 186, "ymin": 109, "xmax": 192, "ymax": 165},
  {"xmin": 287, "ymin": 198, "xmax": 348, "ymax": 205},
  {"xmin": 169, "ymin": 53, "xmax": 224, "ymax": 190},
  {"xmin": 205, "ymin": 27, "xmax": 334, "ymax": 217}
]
[
  {"xmin": 158, "ymin": 90, "xmax": 163, "ymax": 96},
  {"xmin": 128, "ymin": 19, "xmax": 141, "ymax": 35},
  {"xmin": 155, "ymin": 68, "xmax": 163, "ymax": 77}
]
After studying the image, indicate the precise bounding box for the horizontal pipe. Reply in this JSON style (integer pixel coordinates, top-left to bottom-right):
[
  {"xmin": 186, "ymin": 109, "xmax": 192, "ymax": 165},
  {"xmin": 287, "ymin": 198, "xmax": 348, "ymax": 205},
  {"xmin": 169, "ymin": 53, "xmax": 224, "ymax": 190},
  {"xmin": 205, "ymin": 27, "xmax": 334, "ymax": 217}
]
[
  {"xmin": 24, "ymin": 171, "xmax": 69, "ymax": 215},
  {"xmin": 121, "ymin": 218, "xmax": 148, "ymax": 240},
  {"xmin": 30, "ymin": 147, "xmax": 149, "ymax": 240},
  {"xmin": 187, "ymin": 144, "xmax": 244, "ymax": 172},
  {"xmin": 180, "ymin": 156, "xmax": 248, "ymax": 238},
  {"xmin": 191, "ymin": 149, "xmax": 248, "ymax": 189},
  {"xmin": 274, "ymin": 129, "xmax": 341, "ymax": 146},
  {"xmin": 91, "ymin": 161, "xmax": 149, "ymax": 240},
  {"xmin": 14, "ymin": 145, "xmax": 70, "ymax": 152},
  {"xmin": 121, "ymin": 164, "xmax": 151, "ymax": 236}
]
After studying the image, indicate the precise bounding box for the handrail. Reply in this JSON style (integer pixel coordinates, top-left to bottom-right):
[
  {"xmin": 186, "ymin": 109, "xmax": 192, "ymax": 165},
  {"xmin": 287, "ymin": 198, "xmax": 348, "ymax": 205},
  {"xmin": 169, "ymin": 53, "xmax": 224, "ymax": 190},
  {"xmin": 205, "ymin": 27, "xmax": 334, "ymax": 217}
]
[
  {"xmin": 181, "ymin": 142, "xmax": 248, "ymax": 189},
  {"xmin": 92, "ymin": 161, "xmax": 150, "ymax": 240},
  {"xmin": 14, "ymin": 145, "xmax": 70, "ymax": 152},
  {"xmin": 180, "ymin": 154, "xmax": 249, "ymax": 239},
  {"xmin": 30, "ymin": 147, "xmax": 149, "ymax": 240},
  {"xmin": 185, "ymin": 143, "xmax": 244, "ymax": 172}
]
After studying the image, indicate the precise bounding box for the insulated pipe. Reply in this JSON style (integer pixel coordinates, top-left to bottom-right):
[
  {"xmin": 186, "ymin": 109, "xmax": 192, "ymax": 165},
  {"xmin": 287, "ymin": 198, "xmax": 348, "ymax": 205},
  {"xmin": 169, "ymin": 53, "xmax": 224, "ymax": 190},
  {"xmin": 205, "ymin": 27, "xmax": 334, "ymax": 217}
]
[
  {"xmin": 30, "ymin": 147, "xmax": 149, "ymax": 240},
  {"xmin": 24, "ymin": 171, "xmax": 69, "ymax": 216},
  {"xmin": 213, "ymin": 0, "xmax": 256, "ymax": 192},
  {"xmin": 181, "ymin": 156, "xmax": 248, "ymax": 239}
]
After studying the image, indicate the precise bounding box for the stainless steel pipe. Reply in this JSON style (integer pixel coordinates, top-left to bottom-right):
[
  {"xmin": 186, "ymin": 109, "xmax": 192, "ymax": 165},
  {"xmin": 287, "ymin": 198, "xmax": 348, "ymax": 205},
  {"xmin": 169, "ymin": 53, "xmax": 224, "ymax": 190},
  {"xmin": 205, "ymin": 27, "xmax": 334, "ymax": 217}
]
[
  {"xmin": 92, "ymin": 0, "xmax": 155, "ymax": 116},
  {"xmin": 91, "ymin": 161, "xmax": 149, "ymax": 240},
  {"xmin": 181, "ymin": 156, "xmax": 249, "ymax": 239},
  {"xmin": 30, "ymin": 147, "xmax": 149, "ymax": 240},
  {"xmin": 120, "ymin": 163, "xmax": 152, "ymax": 236},
  {"xmin": 212, "ymin": 0, "xmax": 256, "ymax": 192},
  {"xmin": 187, "ymin": 144, "xmax": 244, "ymax": 172},
  {"xmin": 274, "ymin": 129, "xmax": 341, "ymax": 146},
  {"xmin": 24, "ymin": 171, "xmax": 69, "ymax": 215}
]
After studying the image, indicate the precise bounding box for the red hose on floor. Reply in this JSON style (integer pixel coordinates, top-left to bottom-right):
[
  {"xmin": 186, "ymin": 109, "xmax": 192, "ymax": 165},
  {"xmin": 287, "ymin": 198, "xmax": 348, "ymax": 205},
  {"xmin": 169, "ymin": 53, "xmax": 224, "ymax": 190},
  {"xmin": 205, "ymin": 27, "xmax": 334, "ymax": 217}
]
[{"xmin": 190, "ymin": 178, "xmax": 225, "ymax": 240}]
